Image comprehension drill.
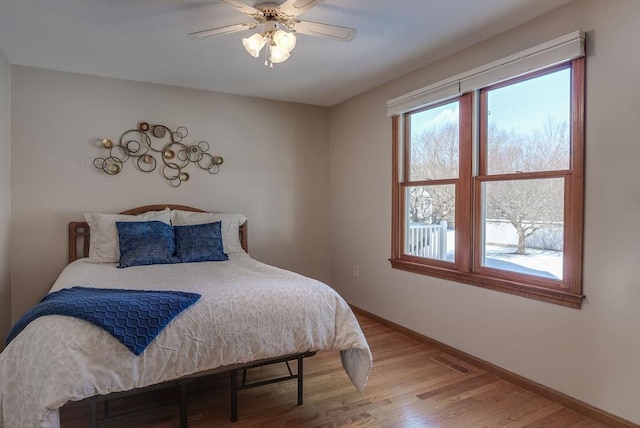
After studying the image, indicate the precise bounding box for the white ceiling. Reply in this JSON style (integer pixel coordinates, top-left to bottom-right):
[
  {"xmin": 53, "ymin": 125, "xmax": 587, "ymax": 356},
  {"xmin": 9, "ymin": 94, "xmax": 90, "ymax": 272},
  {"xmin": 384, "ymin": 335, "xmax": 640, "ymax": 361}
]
[{"xmin": 0, "ymin": 0, "xmax": 573, "ymax": 106}]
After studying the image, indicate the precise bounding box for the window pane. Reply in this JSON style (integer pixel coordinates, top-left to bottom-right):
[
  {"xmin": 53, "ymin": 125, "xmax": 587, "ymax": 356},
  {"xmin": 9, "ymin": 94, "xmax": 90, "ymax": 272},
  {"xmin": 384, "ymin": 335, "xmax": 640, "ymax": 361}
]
[
  {"xmin": 481, "ymin": 178, "xmax": 564, "ymax": 279},
  {"xmin": 486, "ymin": 68, "xmax": 570, "ymax": 175},
  {"xmin": 408, "ymin": 101, "xmax": 459, "ymax": 181},
  {"xmin": 405, "ymin": 185, "xmax": 455, "ymax": 261}
]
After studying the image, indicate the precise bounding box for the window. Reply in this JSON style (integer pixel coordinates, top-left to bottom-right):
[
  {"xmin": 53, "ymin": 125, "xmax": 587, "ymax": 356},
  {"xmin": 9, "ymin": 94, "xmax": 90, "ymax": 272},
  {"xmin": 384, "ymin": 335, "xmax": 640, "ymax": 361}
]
[{"xmin": 391, "ymin": 57, "xmax": 585, "ymax": 308}]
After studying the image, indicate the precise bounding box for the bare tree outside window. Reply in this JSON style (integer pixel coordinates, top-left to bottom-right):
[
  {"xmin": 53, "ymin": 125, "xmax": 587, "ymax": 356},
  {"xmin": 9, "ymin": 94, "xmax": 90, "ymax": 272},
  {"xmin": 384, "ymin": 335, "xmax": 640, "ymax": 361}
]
[
  {"xmin": 409, "ymin": 121, "xmax": 458, "ymax": 227},
  {"xmin": 485, "ymin": 119, "xmax": 568, "ymax": 255},
  {"xmin": 481, "ymin": 68, "xmax": 570, "ymax": 258}
]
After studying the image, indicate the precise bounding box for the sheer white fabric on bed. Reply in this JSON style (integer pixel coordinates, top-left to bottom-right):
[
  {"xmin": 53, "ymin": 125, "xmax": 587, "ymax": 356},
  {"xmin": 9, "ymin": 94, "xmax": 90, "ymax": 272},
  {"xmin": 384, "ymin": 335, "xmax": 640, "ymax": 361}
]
[{"xmin": 0, "ymin": 253, "xmax": 372, "ymax": 428}]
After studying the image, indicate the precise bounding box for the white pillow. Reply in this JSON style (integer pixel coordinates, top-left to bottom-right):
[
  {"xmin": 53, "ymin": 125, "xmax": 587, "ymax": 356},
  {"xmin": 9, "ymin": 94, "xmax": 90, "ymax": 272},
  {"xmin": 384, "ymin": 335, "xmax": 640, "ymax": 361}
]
[
  {"xmin": 84, "ymin": 208, "xmax": 171, "ymax": 263},
  {"xmin": 170, "ymin": 210, "xmax": 246, "ymax": 254}
]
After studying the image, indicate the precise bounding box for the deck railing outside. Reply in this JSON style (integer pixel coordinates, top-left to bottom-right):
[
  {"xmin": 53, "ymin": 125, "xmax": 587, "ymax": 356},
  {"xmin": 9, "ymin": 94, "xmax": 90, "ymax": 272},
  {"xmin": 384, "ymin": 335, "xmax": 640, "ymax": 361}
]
[{"xmin": 407, "ymin": 221, "xmax": 448, "ymax": 260}]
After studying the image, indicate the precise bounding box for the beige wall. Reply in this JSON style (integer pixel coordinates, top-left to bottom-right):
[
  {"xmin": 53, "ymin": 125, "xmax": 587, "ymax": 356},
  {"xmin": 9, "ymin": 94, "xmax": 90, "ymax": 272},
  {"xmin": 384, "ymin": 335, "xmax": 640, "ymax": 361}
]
[
  {"xmin": 0, "ymin": 50, "xmax": 11, "ymax": 341},
  {"xmin": 330, "ymin": 0, "xmax": 640, "ymax": 424},
  {"xmin": 10, "ymin": 67, "xmax": 330, "ymax": 320}
]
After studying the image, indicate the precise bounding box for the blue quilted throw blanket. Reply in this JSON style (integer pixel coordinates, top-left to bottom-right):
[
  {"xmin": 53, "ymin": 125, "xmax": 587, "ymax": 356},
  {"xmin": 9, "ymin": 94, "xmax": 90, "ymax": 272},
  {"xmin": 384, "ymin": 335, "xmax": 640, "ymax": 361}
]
[{"xmin": 4, "ymin": 286, "xmax": 201, "ymax": 355}]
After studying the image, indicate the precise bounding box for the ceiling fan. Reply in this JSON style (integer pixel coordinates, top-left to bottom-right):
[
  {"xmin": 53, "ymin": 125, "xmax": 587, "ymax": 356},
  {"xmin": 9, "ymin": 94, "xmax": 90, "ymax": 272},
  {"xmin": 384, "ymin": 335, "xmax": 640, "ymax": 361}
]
[{"xmin": 189, "ymin": 0, "xmax": 357, "ymax": 67}]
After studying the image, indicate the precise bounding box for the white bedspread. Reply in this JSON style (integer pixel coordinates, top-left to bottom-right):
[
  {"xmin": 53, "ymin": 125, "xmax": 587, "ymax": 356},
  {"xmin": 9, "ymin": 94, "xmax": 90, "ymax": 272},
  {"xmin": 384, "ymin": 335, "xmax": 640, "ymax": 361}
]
[{"xmin": 0, "ymin": 254, "xmax": 372, "ymax": 428}]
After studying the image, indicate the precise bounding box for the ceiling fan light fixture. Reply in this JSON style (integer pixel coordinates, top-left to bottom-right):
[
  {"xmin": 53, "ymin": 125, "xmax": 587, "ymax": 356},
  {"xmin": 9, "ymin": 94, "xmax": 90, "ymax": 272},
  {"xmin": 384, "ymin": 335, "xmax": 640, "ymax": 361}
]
[
  {"xmin": 193, "ymin": 0, "xmax": 356, "ymax": 68},
  {"xmin": 273, "ymin": 29, "xmax": 296, "ymax": 53},
  {"xmin": 242, "ymin": 33, "xmax": 266, "ymax": 57},
  {"xmin": 269, "ymin": 44, "xmax": 291, "ymax": 63}
]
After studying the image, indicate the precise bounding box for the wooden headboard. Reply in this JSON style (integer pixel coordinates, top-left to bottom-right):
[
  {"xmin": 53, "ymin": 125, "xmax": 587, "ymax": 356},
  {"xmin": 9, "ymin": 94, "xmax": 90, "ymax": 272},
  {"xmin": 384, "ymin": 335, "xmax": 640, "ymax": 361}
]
[{"xmin": 68, "ymin": 204, "xmax": 248, "ymax": 263}]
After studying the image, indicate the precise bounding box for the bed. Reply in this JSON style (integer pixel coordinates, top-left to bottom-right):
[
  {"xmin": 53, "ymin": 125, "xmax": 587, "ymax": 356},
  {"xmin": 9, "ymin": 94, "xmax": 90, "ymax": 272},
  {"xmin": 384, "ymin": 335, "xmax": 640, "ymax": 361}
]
[{"xmin": 0, "ymin": 205, "xmax": 372, "ymax": 428}]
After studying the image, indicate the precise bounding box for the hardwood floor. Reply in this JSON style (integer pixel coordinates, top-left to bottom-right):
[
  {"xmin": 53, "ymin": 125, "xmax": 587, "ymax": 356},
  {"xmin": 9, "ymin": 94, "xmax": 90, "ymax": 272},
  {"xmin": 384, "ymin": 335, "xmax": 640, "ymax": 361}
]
[{"xmin": 61, "ymin": 314, "xmax": 609, "ymax": 427}]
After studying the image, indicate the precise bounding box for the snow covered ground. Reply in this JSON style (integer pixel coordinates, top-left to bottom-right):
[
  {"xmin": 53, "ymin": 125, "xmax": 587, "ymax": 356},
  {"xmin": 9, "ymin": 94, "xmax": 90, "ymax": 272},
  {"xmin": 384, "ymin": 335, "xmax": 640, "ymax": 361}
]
[
  {"xmin": 485, "ymin": 245, "xmax": 563, "ymax": 280},
  {"xmin": 444, "ymin": 230, "xmax": 563, "ymax": 279}
]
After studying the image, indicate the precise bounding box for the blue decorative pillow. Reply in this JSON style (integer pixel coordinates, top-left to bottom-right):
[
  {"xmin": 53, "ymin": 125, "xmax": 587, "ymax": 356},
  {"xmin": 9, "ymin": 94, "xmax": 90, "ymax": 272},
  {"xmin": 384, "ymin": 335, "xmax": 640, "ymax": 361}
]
[
  {"xmin": 174, "ymin": 221, "xmax": 229, "ymax": 263},
  {"xmin": 116, "ymin": 221, "xmax": 179, "ymax": 268}
]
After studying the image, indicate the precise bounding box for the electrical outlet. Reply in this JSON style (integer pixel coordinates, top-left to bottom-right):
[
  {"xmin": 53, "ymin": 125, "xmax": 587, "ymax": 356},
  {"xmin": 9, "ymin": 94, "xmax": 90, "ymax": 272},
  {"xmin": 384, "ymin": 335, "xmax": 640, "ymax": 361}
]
[{"xmin": 353, "ymin": 265, "xmax": 359, "ymax": 277}]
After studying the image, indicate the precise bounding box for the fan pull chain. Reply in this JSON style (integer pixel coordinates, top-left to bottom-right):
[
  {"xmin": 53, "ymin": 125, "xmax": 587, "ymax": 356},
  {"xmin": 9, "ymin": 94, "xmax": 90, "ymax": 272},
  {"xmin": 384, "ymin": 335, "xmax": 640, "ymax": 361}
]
[{"xmin": 265, "ymin": 43, "xmax": 273, "ymax": 68}]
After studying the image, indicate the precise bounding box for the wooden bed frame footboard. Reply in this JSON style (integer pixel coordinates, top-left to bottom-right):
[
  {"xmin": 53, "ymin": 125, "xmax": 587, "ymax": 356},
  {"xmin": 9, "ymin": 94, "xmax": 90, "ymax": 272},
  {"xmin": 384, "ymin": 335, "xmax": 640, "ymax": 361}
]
[{"xmin": 64, "ymin": 204, "xmax": 314, "ymax": 427}]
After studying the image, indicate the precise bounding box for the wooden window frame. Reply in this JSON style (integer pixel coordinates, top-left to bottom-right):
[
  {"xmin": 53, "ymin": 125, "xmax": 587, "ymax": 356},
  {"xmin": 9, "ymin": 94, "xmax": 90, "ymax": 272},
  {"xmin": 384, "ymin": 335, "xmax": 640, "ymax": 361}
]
[{"xmin": 391, "ymin": 57, "xmax": 585, "ymax": 308}]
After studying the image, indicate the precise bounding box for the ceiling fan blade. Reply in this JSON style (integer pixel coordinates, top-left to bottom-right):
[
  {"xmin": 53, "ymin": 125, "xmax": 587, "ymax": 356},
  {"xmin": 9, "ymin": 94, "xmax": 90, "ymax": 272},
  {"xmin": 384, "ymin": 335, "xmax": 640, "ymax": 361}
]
[
  {"xmin": 188, "ymin": 22, "xmax": 256, "ymax": 39},
  {"xmin": 220, "ymin": 0, "xmax": 263, "ymax": 18},
  {"xmin": 278, "ymin": 0, "xmax": 327, "ymax": 18},
  {"xmin": 291, "ymin": 20, "xmax": 356, "ymax": 42}
]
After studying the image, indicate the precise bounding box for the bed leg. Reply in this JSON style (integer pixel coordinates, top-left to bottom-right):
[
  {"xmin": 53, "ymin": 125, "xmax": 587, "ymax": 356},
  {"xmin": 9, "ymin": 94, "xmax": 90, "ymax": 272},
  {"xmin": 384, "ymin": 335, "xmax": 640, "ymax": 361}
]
[
  {"xmin": 230, "ymin": 369, "xmax": 238, "ymax": 422},
  {"xmin": 180, "ymin": 382, "xmax": 188, "ymax": 428},
  {"xmin": 89, "ymin": 400, "xmax": 97, "ymax": 428},
  {"xmin": 297, "ymin": 355, "xmax": 304, "ymax": 406}
]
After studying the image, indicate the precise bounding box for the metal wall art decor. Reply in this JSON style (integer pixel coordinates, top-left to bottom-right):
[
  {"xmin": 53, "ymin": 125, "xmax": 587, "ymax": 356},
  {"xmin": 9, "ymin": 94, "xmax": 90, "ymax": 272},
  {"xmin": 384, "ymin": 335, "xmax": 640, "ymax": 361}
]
[{"xmin": 94, "ymin": 122, "xmax": 224, "ymax": 187}]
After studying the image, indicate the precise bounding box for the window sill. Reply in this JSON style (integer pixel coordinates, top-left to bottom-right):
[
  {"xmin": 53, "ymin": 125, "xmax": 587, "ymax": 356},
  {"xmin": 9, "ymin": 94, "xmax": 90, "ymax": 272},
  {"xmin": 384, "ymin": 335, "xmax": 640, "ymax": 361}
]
[{"xmin": 390, "ymin": 258, "xmax": 584, "ymax": 308}]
